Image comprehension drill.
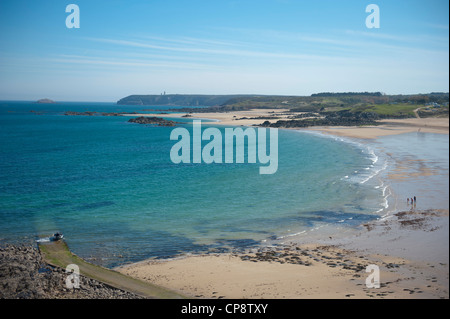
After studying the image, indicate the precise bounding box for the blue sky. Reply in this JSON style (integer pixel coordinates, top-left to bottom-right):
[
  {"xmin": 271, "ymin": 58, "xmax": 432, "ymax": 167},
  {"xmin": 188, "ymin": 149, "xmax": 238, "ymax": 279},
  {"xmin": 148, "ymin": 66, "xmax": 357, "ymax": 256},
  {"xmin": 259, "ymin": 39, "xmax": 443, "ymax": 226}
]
[{"xmin": 0, "ymin": 0, "xmax": 448, "ymax": 101}]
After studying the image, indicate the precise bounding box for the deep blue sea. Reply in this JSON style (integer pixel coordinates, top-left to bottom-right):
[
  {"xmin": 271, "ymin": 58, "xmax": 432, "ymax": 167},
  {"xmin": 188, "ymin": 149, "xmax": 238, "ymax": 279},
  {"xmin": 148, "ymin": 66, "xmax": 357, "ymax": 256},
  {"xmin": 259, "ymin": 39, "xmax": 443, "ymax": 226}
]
[{"xmin": 0, "ymin": 101, "xmax": 387, "ymax": 267}]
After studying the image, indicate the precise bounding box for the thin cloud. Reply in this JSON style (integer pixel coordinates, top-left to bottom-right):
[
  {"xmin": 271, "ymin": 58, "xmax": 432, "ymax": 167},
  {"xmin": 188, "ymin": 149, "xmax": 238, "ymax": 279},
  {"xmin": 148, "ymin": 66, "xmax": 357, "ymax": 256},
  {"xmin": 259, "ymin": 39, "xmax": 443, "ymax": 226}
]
[
  {"xmin": 139, "ymin": 35, "xmax": 244, "ymax": 48},
  {"xmin": 48, "ymin": 54, "xmax": 217, "ymax": 71},
  {"xmin": 85, "ymin": 36, "xmax": 358, "ymax": 63},
  {"xmin": 427, "ymin": 23, "xmax": 449, "ymax": 31}
]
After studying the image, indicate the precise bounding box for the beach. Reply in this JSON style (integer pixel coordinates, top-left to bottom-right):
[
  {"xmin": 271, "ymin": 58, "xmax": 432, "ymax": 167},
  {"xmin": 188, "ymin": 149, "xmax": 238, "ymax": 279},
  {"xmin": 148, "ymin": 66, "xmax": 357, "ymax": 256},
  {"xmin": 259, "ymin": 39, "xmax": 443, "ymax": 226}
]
[
  {"xmin": 306, "ymin": 118, "xmax": 449, "ymax": 139},
  {"xmin": 123, "ymin": 109, "xmax": 449, "ymax": 138},
  {"xmin": 117, "ymin": 114, "xmax": 449, "ymax": 299},
  {"xmin": 0, "ymin": 104, "xmax": 447, "ymax": 299}
]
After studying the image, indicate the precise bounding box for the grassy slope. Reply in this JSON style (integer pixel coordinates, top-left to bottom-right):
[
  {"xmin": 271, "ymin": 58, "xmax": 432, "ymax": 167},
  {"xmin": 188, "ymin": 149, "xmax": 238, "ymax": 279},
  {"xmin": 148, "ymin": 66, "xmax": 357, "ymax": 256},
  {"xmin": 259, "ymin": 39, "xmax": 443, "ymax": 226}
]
[{"xmin": 349, "ymin": 103, "xmax": 418, "ymax": 118}]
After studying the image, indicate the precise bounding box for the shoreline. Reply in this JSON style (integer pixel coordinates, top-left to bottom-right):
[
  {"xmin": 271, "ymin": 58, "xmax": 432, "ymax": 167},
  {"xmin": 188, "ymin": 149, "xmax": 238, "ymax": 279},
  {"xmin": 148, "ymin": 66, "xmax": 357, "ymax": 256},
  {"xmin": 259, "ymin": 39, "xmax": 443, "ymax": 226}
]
[
  {"xmin": 116, "ymin": 115, "xmax": 449, "ymax": 299},
  {"xmin": 117, "ymin": 209, "xmax": 449, "ymax": 299},
  {"xmin": 2, "ymin": 109, "xmax": 448, "ymax": 298},
  {"xmin": 122, "ymin": 110, "xmax": 449, "ymax": 139},
  {"xmin": 303, "ymin": 118, "xmax": 449, "ymax": 139}
]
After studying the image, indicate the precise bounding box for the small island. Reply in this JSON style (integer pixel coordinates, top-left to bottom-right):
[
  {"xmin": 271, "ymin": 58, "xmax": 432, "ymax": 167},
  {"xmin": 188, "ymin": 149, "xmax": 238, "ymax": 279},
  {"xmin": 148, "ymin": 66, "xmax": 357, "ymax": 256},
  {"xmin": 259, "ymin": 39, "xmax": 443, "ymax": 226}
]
[{"xmin": 36, "ymin": 98, "xmax": 55, "ymax": 104}]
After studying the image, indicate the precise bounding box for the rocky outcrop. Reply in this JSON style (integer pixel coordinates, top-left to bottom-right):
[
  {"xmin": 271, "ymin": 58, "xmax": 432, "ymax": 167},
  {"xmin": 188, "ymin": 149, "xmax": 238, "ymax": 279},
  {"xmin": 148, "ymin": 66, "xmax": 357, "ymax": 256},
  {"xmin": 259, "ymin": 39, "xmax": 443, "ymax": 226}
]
[
  {"xmin": 261, "ymin": 110, "xmax": 380, "ymax": 128},
  {"xmin": 128, "ymin": 116, "xmax": 180, "ymax": 126},
  {"xmin": 63, "ymin": 111, "xmax": 137, "ymax": 116},
  {"xmin": 64, "ymin": 111, "xmax": 97, "ymax": 116},
  {"xmin": 0, "ymin": 244, "xmax": 142, "ymax": 299}
]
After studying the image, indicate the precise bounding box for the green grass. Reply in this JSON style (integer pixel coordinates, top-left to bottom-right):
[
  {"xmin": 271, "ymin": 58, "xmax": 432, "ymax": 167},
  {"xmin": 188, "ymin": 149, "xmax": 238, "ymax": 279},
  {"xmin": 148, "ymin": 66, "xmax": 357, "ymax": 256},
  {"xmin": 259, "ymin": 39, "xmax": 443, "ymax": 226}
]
[
  {"xmin": 38, "ymin": 241, "xmax": 76, "ymax": 268},
  {"xmin": 350, "ymin": 103, "xmax": 418, "ymax": 117}
]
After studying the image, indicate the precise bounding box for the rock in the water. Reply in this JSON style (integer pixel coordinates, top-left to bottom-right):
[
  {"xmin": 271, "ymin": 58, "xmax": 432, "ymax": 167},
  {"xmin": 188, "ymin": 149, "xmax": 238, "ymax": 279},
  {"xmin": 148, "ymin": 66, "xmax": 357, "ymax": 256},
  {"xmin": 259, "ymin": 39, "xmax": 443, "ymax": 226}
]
[
  {"xmin": 128, "ymin": 116, "xmax": 180, "ymax": 127},
  {"xmin": 36, "ymin": 98, "xmax": 55, "ymax": 104}
]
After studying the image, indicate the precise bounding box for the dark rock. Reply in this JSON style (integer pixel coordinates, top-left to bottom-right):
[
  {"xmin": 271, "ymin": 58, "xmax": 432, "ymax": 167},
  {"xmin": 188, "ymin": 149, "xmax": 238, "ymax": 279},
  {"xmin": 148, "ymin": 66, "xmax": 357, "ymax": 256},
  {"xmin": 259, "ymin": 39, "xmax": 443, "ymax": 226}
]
[
  {"xmin": 128, "ymin": 116, "xmax": 180, "ymax": 127},
  {"xmin": 64, "ymin": 111, "xmax": 97, "ymax": 116},
  {"xmin": 261, "ymin": 110, "xmax": 380, "ymax": 128}
]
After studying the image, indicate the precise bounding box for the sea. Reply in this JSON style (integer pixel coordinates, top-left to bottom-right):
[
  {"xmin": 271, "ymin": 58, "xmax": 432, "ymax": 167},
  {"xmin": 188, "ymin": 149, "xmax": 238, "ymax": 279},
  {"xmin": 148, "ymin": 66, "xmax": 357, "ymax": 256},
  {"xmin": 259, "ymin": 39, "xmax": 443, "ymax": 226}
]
[{"xmin": 0, "ymin": 101, "xmax": 392, "ymax": 267}]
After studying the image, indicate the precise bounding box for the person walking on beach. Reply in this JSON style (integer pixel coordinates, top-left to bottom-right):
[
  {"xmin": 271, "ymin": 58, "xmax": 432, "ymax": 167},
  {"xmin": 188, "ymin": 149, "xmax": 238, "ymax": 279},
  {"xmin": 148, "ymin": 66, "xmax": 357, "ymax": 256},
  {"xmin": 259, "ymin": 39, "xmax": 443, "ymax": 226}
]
[
  {"xmin": 407, "ymin": 198, "xmax": 410, "ymax": 205},
  {"xmin": 414, "ymin": 196, "xmax": 416, "ymax": 202}
]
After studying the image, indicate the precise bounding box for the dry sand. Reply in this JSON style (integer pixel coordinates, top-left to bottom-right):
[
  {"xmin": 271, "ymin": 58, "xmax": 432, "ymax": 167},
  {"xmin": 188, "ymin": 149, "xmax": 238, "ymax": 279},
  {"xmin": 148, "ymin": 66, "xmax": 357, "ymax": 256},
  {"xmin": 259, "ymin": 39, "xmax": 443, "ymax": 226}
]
[
  {"xmin": 116, "ymin": 114, "xmax": 449, "ymax": 299},
  {"xmin": 306, "ymin": 118, "xmax": 449, "ymax": 139}
]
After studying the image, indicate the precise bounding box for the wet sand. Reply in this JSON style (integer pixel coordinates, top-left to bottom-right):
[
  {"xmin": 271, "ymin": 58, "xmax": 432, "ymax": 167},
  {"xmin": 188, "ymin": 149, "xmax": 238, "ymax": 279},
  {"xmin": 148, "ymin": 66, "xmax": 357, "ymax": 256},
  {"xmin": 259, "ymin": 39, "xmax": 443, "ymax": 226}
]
[{"xmin": 117, "ymin": 209, "xmax": 448, "ymax": 299}]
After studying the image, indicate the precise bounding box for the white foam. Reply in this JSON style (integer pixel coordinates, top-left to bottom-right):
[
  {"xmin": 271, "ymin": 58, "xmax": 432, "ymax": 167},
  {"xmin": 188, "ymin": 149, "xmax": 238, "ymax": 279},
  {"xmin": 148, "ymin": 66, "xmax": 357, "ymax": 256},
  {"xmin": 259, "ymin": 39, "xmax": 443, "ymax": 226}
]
[
  {"xmin": 360, "ymin": 159, "xmax": 388, "ymax": 184},
  {"xmin": 276, "ymin": 230, "xmax": 307, "ymax": 240},
  {"xmin": 274, "ymin": 129, "xmax": 395, "ymax": 244},
  {"xmin": 298, "ymin": 130, "xmax": 389, "ymax": 186},
  {"xmin": 36, "ymin": 237, "xmax": 50, "ymax": 243}
]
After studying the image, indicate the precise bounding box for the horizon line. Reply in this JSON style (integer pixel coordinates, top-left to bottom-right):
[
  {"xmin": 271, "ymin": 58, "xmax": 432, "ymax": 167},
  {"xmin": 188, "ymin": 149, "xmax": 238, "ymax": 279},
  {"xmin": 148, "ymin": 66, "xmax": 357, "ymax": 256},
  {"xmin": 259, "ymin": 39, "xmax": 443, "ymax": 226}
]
[{"xmin": 2, "ymin": 91, "xmax": 449, "ymax": 104}]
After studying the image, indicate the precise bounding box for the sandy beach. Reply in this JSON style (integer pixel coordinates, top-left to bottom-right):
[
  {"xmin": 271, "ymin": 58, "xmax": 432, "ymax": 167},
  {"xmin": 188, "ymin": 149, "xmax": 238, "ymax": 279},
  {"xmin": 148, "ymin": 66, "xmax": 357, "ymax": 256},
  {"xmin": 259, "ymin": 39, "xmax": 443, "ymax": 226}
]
[
  {"xmin": 306, "ymin": 118, "xmax": 449, "ymax": 139},
  {"xmin": 123, "ymin": 110, "xmax": 449, "ymax": 138},
  {"xmin": 116, "ymin": 113, "xmax": 449, "ymax": 299},
  {"xmin": 117, "ymin": 209, "xmax": 448, "ymax": 299},
  {"xmin": 123, "ymin": 108, "xmax": 292, "ymax": 126}
]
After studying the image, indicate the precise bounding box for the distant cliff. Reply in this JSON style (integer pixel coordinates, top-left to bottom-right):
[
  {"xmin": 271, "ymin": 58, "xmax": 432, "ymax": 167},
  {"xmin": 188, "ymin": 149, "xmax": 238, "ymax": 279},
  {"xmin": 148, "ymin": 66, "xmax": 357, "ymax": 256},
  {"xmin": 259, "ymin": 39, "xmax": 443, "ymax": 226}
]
[
  {"xmin": 117, "ymin": 94, "xmax": 251, "ymax": 107},
  {"xmin": 117, "ymin": 93, "xmax": 449, "ymax": 116}
]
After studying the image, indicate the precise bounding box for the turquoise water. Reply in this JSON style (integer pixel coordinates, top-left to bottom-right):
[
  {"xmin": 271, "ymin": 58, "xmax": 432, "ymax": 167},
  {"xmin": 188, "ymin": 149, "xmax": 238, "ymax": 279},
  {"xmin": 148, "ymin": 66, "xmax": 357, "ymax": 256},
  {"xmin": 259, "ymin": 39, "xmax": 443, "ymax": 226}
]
[{"xmin": 0, "ymin": 101, "xmax": 386, "ymax": 267}]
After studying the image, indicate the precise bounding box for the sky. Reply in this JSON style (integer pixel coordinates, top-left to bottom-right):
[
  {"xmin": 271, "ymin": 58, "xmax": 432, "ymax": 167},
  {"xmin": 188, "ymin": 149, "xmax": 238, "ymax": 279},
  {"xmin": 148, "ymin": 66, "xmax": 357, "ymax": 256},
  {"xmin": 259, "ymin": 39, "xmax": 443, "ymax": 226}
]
[{"xmin": 0, "ymin": 0, "xmax": 448, "ymax": 102}]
